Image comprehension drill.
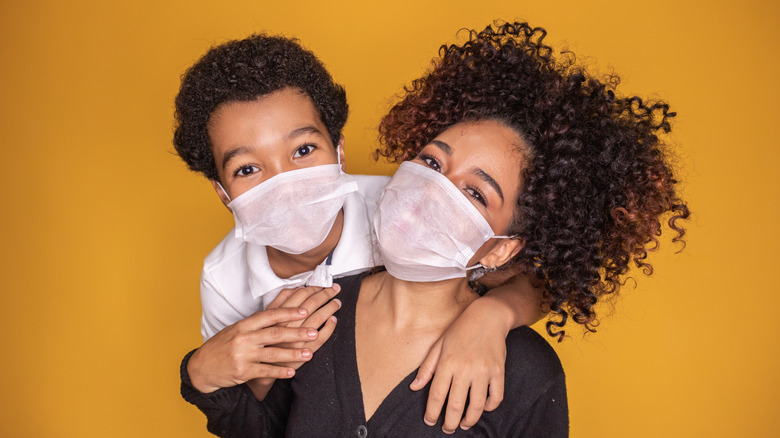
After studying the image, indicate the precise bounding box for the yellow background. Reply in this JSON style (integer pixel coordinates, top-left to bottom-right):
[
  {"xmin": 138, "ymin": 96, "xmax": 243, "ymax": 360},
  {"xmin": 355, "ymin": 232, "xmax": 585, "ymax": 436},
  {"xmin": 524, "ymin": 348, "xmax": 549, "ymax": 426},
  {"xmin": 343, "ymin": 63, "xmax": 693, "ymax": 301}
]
[{"xmin": 0, "ymin": 1, "xmax": 777, "ymax": 436}]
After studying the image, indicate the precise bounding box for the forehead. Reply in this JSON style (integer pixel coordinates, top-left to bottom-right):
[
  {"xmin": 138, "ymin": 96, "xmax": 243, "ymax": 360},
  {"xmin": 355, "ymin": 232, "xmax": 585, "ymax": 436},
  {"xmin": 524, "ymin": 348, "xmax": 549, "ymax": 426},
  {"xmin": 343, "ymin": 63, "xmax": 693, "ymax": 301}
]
[
  {"xmin": 434, "ymin": 120, "xmax": 527, "ymax": 180},
  {"xmin": 208, "ymin": 87, "xmax": 325, "ymax": 134}
]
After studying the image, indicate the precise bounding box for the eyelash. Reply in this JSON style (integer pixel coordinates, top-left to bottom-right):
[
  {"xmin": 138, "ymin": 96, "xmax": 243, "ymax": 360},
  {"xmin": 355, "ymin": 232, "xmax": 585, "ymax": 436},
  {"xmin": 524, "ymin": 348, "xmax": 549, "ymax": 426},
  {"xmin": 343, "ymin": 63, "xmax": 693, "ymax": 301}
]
[
  {"xmin": 419, "ymin": 153, "xmax": 442, "ymax": 171},
  {"xmin": 419, "ymin": 152, "xmax": 488, "ymax": 207},
  {"xmin": 294, "ymin": 143, "xmax": 317, "ymax": 158},
  {"xmin": 465, "ymin": 185, "xmax": 487, "ymax": 207},
  {"xmin": 233, "ymin": 165, "xmax": 259, "ymax": 177}
]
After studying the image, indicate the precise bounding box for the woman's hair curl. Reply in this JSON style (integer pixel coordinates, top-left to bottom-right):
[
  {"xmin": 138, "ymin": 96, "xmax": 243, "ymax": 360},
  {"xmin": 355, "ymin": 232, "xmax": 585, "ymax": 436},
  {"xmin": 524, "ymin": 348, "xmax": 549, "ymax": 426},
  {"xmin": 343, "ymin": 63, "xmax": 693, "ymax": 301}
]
[{"xmin": 377, "ymin": 22, "xmax": 690, "ymax": 340}]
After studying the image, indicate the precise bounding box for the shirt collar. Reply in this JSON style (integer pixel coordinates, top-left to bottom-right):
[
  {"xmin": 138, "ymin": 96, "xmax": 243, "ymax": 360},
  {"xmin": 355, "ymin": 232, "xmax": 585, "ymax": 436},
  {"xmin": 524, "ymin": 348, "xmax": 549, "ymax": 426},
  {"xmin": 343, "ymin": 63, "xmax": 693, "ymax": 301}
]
[{"xmin": 244, "ymin": 190, "xmax": 379, "ymax": 301}]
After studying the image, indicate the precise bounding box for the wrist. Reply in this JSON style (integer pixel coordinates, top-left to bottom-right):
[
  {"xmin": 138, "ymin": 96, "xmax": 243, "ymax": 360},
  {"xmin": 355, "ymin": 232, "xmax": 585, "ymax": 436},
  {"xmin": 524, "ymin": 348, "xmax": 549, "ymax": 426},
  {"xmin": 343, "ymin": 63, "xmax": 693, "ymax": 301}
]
[
  {"xmin": 467, "ymin": 295, "xmax": 514, "ymax": 335},
  {"xmin": 187, "ymin": 349, "xmax": 218, "ymax": 394}
]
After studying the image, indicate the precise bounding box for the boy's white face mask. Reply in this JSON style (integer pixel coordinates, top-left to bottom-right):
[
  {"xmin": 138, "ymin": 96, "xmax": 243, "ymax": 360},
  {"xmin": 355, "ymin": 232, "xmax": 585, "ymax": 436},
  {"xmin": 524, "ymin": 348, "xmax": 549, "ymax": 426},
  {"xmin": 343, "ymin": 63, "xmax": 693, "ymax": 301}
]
[
  {"xmin": 373, "ymin": 161, "xmax": 512, "ymax": 282},
  {"xmin": 226, "ymin": 164, "xmax": 358, "ymax": 254}
]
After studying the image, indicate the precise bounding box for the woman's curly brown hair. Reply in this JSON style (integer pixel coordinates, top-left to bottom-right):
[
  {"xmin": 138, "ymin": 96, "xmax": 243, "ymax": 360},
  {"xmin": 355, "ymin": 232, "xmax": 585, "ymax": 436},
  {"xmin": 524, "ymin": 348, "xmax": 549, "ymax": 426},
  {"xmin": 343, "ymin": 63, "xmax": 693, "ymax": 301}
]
[
  {"xmin": 377, "ymin": 22, "xmax": 690, "ymax": 341},
  {"xmin": 173, "ymin": 34, "xmax": 348, "ymax": 182}
]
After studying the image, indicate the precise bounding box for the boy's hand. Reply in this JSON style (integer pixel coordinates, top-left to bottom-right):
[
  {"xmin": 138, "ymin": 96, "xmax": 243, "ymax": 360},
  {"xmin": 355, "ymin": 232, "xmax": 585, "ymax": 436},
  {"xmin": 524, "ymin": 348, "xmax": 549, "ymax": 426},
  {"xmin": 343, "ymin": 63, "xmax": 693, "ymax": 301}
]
[
  {"xmin": 187, "ymin": 307, "xmax": 317, "ymax": 394},
  {"xmin": 265, "ymin": 284, "xmax": 341, "ymax": 369},
  {"xmin": 411, "ymin": 298, "xmax": 509, "ymax": 434}
]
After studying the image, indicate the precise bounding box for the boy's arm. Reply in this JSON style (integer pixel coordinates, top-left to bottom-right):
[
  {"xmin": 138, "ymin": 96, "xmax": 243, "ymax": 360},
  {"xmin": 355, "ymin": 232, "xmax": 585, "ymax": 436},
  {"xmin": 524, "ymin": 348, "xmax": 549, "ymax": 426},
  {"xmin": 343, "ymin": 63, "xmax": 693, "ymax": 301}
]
[
  {"xmin": 413, "ymin": 273, "xmax": 546, "ymax": 434},
  {"xmin": 186, "ymin": 307, "xmax": 316, "ymax": 395}
]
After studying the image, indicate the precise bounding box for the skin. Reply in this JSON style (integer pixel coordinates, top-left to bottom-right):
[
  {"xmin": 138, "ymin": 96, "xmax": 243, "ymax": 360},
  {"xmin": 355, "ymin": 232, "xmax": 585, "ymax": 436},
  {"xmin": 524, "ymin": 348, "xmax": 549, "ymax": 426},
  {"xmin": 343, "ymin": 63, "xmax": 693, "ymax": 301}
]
[
  {"xmin": 192, "ymin": 88, "xmax": 546, "ymax": 429},
  {"xmin": 207, "ymin": 87, "xmax": 346, "ymax": 279},
  {"xmin": 355, "ymin": 120, "xmax": 527, "ymax": 429},
  {"xmin": 190, "ymin": 87, "xmax": 346, "ymax": 398}
]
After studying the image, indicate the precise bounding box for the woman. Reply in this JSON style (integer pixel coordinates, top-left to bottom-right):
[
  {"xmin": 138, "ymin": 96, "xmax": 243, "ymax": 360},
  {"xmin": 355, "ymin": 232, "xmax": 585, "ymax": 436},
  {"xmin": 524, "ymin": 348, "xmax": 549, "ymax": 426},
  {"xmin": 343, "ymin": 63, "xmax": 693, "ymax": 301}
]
[{"xmin": 181, "ymin": 21, "xmax": 688, "ymax": 436}]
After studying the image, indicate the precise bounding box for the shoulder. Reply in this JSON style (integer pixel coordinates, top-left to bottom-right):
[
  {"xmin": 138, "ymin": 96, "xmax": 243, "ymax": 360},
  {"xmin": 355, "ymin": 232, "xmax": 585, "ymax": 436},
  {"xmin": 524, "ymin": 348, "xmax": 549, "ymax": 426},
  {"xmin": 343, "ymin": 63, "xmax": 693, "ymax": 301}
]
[
  {"xmin": 504, "ymin": 326, "xmax": 564, "ymax": 385},
  {"xmin": 502, "ymin": 326, "xmax": 566, "ymax": 412},
  {"xmin": 202, "ymin": 227, "xmax": 248, "ymax": 272}
]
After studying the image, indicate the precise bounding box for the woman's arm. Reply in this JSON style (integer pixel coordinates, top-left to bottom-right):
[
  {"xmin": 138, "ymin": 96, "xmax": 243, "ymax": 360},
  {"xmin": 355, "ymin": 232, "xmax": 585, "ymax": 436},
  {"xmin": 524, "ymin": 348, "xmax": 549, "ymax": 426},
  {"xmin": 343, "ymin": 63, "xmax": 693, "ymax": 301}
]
[{"xmin": 413, "ymin": 273, "xmax": 546, "ymax": 433}]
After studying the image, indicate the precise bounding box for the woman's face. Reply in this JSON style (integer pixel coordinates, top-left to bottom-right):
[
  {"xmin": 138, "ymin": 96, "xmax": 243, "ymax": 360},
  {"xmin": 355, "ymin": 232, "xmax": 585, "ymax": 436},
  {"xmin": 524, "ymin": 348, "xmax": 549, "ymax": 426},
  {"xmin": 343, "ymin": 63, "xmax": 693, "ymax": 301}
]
[{"xmin": 411, "ymin": 119, "xmax": 527, "ymax": 263}]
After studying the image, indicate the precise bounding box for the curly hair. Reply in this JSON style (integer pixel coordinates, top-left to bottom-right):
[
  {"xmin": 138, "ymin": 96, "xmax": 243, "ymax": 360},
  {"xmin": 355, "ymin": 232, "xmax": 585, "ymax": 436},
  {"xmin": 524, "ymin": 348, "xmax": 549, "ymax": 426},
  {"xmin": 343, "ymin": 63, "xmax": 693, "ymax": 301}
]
[
  {"xmin": 377, "ymin": 22, "xmax": 690, "ymax": 341},
  {"xmin": 173, "ymin": 34, "xmax": 348, "ymax": 181}
]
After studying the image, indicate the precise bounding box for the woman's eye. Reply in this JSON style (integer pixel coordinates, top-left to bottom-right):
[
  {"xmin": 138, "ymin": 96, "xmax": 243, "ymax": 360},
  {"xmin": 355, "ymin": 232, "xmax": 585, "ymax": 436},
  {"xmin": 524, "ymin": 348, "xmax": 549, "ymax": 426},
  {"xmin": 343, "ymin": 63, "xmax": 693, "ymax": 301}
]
[
  {"xmin": 234, "ymin": 165, "xmax": 260, "ymax": 177},
  {"xmin": 466, "ymin": 186, "xmax": 487, "ymax": 207},
  {"xmin": 294, "ymin": 144, "xmax": 316, "ymax": 158},
  {"xmin": 420, "ymin": 155, "xmax": 441, "ymax": 172}
]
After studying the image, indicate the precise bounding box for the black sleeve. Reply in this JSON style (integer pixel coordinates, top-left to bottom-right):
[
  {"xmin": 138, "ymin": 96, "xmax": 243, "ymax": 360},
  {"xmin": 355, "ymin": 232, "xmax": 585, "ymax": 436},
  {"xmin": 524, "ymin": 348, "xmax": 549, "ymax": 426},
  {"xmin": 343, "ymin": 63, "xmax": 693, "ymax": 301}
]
[
  {"xmin": 512, "ymin": 371, "xmax": 569, "ymax": 438},
  {"xmin": 179, "ymin": 349, "xmax": 292, "ymax": 438}
]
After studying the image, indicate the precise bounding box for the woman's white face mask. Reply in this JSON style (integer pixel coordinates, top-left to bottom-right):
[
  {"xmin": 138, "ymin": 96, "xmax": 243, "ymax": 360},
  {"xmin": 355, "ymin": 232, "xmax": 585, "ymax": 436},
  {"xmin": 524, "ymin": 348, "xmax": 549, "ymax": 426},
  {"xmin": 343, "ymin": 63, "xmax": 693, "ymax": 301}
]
[
  {"xmin": 373, "ymin": 161, "xmax": 513, "ymax": 282},
  {"xmin": 226, "ymin": 164, "xmax": 358, "ymax": 254}
]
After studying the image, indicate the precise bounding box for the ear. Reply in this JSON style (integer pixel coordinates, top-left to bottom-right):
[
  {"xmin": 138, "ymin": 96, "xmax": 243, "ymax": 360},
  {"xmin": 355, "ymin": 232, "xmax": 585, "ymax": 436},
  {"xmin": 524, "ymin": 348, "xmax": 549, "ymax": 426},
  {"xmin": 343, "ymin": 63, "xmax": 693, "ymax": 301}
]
[
  {"xmin": 337, "ymin": 134, "xmax": 346, "ymax": 172},
  {"xmin": 479, "ymin": 238, "xmax": 524, "ymax": 270},
  {"xmin": 209, "ymin": 179, "xmax": 232, "ymax": 210}
]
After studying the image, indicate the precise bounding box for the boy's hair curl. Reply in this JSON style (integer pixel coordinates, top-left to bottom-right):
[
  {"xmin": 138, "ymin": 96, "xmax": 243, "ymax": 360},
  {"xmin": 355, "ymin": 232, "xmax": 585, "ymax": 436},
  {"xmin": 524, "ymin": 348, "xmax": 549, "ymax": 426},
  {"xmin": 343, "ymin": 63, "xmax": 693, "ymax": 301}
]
[
  {"xmin": 377, "ymin": 22, "xmax": 690, "ymax": 340},
  {"xmin": 173, "ymin": 34, "xmax": 348, "ymax": 182}
]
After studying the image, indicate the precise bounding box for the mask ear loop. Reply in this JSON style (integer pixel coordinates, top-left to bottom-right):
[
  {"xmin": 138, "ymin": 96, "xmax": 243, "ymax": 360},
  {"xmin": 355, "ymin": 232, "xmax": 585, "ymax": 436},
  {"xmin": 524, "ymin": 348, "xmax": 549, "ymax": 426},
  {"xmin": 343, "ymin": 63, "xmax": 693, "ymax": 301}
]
[{"xmin": 217, "ymin": 182, "xmax": 231, "ymax": 202}]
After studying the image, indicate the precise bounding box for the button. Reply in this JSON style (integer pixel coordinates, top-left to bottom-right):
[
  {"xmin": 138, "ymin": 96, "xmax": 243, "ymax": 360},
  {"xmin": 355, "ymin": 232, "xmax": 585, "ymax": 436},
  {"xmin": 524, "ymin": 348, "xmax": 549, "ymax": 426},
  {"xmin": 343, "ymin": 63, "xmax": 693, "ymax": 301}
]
[{"xmin": 356, "ymin": 424, "xmax": 368, "ymax": 438}]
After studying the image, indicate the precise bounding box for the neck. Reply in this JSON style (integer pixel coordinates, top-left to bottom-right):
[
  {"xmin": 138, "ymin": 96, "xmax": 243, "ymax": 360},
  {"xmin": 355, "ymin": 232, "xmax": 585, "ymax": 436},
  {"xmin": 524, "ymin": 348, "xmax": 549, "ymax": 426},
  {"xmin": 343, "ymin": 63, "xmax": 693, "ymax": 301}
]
[
  {"xmin": 266, "ymin": 210, "xmax": 344, "ymax": 279},
  {"xmin": 363, "ymin": 271, "xmax": 478, "ymax": 332}
]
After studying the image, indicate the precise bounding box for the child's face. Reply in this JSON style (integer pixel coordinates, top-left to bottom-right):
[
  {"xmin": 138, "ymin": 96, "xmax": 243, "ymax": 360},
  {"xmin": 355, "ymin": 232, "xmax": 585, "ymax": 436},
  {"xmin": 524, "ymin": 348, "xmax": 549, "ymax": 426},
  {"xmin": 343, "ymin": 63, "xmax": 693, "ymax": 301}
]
[{"xmin": 207, "ymin": 86, "xmax": 343, "ymax": 204}]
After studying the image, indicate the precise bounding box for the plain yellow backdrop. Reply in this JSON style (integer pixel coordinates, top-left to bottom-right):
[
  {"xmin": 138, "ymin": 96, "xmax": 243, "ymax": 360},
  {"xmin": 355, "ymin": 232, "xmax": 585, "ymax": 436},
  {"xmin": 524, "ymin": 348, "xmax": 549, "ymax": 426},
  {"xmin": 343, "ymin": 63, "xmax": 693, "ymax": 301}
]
[{"xmin": 0, "ymin": 0, "xmax": 777, "ymax": 436}]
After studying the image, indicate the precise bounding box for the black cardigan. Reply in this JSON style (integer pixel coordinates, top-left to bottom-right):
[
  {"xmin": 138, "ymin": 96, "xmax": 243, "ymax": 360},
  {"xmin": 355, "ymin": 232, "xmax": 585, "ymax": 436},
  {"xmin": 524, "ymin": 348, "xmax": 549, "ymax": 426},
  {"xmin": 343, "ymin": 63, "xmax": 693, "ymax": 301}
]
[{"xmin": 182, "ymin": 274, "xmax": 569, "ymax": 437}]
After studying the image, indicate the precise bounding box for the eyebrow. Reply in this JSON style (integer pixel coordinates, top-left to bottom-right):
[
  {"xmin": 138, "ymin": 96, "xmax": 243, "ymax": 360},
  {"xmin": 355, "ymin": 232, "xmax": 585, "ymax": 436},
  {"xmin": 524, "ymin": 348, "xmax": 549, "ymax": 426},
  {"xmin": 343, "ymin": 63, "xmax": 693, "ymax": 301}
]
[
  {"xmin": 221, "ymin": 146, "xmax": 253, "ymax": 172},
  {"xmin": 475, "ymin": 168, "xmax": 504, "ymax": 204},
  {"xmin": 430, "ymin": 140, "xmax": 453, "ymax": 156},
  {"xmin": 289, "ymin": 125, "xmax": 326, "ymax": 140}
]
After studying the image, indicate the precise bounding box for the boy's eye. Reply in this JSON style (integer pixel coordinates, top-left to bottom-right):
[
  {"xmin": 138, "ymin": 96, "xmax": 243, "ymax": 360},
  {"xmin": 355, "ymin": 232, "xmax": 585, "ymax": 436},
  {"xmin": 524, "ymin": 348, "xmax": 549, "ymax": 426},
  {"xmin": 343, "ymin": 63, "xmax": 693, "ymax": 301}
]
[
  {"xmin": 234, "ymin": 165, "xmax": 260, "ymax": 177},
  {"xmin": 294, "ymin": 144, "xmax": 316, "ymax": 158}
]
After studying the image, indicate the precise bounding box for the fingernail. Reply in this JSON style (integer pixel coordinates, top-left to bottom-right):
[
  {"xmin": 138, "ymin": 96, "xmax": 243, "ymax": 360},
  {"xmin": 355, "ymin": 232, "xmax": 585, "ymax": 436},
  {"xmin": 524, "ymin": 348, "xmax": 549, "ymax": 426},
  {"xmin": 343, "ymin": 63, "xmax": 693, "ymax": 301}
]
[
  {"xmin": 443, "ymin": 428, "xmax": 455, "ymax": 435},
  {"xmin": 410, "ymin": 378, "xmax": 419, "ymax": 387},
  {"xmin": 333, "ymin": 298, "xmax": 342, "ymax": 307},
  {"xmin": 330, "ymin": 315, "xmax": 337, "ymax": 323},
  {"xmin": 287, "ymin": 369, "xmax": 295, "ymax": 377},
  {"xmin": 298, "ymin": 308, "xmax": 307, "ymax": 315},
  {"xmin": 301, "ymin": 350, "xmax": 312, "ymax": 359},
  {"xmin": 331, "ymin": 283, "xmax": 341, "ymax": 292},
  {"xmin": 307, "ymin": 329, "xmax": 317, "ymax": 338},
  {"xmin": 424, "ymin": 418, "xmax": 435, "ymax": 427},
  {"xmin": 461, "ymin": 425, "xmax": 471, "ymax": 431}
]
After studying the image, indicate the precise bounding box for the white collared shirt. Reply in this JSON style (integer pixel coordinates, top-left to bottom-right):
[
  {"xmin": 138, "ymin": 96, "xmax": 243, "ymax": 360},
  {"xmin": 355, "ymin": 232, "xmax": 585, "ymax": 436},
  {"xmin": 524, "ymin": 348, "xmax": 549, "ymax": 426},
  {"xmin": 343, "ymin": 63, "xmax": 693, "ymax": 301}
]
[{"xmin": 199, "ymin": 174, "xmax": 389, "ymax": 341}]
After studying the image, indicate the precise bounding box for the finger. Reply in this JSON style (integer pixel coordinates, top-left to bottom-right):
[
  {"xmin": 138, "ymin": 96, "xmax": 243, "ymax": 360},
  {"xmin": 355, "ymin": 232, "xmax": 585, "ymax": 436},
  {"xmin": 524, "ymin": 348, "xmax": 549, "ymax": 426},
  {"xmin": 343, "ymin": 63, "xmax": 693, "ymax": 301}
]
[
  {"xmin": 250, "ymin": 346, "xmax": 314, "ymax": 365},
  {"xmin": 298, "ymin": 284, "xmax": 341, "ymax": 315},
  {"xmin": 300, "ymin": 298, "xmax": 342, "ymax": 330},
  {"xmin": 411, "ymin": 338, "xmax": 442, "ymax": 391},
  {"xmin": 241, "ymin": 307, "xmax": 308, "ymax": 332},
  {"xmin": 253, "ymin": 325, "xmax": 319, "ymax": 346},
  {"xmin": 246, "ymin": 362, "xmax": 297, "ymax": 380},
  {"xmin": 484, "ymin": 374, "xmax": 505, "ymax": 412},
  {"xmin": 441, "ymin": 378, "xmax": 470, "ymax": 434},
  {"xmin": 266, "ymin": 288, "xmax": 297, "ymax": 309},
  {"xmin": 423, "ymin": 371, "xmax": 451, "ymax": 427},
  {"xmin": 459, "ymin": 379, "xmax": 489, "ymax": 430},
  {"xmin": 303, "ymin": 315, "xmax": 337, "ymax": 353},
  {"xmin": 277, "ymin": 286, "xmax": 325, "ymax": 309}
]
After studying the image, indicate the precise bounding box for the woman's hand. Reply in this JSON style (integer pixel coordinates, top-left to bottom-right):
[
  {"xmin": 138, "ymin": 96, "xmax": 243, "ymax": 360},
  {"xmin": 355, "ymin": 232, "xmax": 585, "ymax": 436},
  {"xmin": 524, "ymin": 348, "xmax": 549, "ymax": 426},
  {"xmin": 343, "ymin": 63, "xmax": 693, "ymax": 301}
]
[
  {"xmin": 187, "ymin": 307, "xmax": 318, "ymax": 394},
  {"xmin": 412, "ymin": 297, "xmax": 510, "ymax": 433}
]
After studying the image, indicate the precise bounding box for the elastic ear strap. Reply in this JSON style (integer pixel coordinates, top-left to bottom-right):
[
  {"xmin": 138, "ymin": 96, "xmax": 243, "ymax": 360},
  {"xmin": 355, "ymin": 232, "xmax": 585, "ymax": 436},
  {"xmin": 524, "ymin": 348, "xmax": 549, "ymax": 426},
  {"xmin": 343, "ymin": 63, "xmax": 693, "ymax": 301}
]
[{"xmin": 217, "ymin": 182, "xmax": 231, "ymax": 202}]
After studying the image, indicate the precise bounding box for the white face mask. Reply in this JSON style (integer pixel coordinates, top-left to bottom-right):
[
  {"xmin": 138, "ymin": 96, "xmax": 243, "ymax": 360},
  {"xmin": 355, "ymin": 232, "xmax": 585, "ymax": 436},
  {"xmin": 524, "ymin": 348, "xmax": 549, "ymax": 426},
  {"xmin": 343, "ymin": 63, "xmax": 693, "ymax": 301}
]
[
  {"xmin": 373, "ymin": 161, "xmax": 513, "ymax": 282},
  {"xmin": 226, "ymin": 164, "xmax": 358, "ymax": 254}
]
